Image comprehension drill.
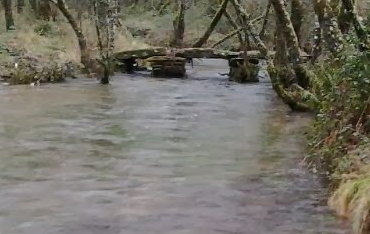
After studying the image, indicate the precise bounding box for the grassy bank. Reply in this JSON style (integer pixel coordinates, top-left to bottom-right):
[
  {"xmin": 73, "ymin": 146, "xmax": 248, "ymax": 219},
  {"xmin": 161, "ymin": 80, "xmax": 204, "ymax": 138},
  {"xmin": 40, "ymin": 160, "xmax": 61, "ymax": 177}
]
[
  {"xmin": 121, "ymin": 1, "xmax": 278, "ymax": 50},
  {"xmin": 306, "ymin": 45, "xmax": 370, "ymax": 234},
  {"xmin": 0, "ymin": 7, "xmax": 147, "ymax": 84}
]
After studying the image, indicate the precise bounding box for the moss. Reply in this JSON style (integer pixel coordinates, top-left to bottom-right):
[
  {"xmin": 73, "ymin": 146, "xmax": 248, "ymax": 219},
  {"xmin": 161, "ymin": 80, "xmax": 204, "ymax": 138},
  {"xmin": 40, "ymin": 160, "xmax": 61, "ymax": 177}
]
[
  {"xmin": 267, "ymin": 62, "xmax": 317, "ymax": 112},
  {"xmin": 228, "ymin": 58, "xmax": 259, "ymax": 83}
]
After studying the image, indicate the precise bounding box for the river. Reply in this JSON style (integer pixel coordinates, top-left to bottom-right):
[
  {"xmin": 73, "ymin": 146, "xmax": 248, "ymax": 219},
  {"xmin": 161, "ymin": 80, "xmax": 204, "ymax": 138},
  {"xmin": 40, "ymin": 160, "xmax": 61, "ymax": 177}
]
[{"xmin": 0, "ymin": 59, "xmax": 349, "ymax": 234}]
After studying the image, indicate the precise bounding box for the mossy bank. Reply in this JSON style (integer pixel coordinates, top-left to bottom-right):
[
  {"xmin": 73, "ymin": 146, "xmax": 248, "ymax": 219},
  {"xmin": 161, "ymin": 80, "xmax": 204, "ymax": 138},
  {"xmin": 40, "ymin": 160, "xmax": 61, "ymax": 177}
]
[{"xmin": 306, "ymin": 47, "xmax": 370, "ymax": 234}]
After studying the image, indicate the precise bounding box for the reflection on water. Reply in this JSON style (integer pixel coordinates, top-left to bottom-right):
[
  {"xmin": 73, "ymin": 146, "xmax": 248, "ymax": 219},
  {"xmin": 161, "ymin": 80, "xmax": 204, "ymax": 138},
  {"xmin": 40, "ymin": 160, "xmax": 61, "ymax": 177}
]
[{"xmin": 0, "ymin": 60, "xmax": 349, "ymax": 234}]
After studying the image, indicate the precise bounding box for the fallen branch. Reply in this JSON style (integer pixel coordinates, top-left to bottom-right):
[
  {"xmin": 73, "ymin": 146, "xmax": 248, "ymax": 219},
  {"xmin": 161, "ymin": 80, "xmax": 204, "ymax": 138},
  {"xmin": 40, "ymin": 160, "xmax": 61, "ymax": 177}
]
[
  {"xmin": 211, "ymin": 27, "xmax": 243, "ymax": 48},
  {"xmin": 218, "ymin": 0, "xmax": 244, "ymax": 47}
]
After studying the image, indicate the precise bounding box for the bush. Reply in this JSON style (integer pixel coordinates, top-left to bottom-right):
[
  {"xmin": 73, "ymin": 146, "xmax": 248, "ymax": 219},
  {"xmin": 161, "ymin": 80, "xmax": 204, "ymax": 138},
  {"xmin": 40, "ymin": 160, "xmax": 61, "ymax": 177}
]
[
  {"xmin": 34, "ymin": 22, "xmax": 57, "ymax": 37},
  {"xmin": 306, "ymin": 39, "xmax": 370, "ymax": 234},
  {"xmin": 307, "ymin": 41, "xmax": 370, "ymax": 176}
]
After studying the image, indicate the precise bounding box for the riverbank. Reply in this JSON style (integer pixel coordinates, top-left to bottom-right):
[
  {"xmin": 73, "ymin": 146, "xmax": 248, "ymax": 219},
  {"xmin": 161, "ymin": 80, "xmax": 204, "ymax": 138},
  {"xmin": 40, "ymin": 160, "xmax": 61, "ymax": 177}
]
[
  {"xmin": 0, "ymin": 8, "xmax": 147, "ymax": 85},
  {"xmin": 306, "ymin": 50, "xmax": 370, "ymax": 234},
  {"xmin": 0, "ymin": 10, "xmax": 80, "ymax": 84}
]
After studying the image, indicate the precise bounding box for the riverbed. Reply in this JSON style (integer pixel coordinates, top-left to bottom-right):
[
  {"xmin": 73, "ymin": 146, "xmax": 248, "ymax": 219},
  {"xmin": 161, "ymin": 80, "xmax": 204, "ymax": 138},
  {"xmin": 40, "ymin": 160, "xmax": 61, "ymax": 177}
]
[{"xmin": 0, "ymin": 59, "xmax": 349, "ymax": 233}]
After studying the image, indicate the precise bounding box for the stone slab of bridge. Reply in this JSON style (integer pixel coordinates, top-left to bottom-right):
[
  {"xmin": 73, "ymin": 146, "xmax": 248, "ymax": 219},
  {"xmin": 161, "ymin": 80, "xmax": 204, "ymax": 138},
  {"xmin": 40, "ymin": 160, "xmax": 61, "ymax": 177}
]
[
  {"xmin": 114, "ymin": 47, "xmax": 272, "ymax": 61},
  {"xmin": 113, "ymin": 47, "xmax": 310, "ymax": 82}
]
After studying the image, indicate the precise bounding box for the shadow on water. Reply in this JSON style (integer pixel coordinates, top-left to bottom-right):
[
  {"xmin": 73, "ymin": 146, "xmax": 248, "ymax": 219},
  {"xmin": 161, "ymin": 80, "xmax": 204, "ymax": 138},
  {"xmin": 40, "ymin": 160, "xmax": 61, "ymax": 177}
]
[{"xmin": 0, "ymin": 59, "xmax": 349, "ymax": 234}]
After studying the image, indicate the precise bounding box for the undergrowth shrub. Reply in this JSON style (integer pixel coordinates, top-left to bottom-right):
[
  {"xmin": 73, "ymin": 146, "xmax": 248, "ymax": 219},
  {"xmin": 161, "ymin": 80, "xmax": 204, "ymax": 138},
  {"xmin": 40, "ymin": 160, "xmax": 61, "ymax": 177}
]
[
  {"xmin": 34, "ymin": 22, "xmax": 54, "ymax": 37},
  {"xmin": 306, "ymin": 38, "xmax": 370, "ymax": 234},
  {"xmin": 307, "ymin": 39, "xmax": 370, "ymax": 180}
]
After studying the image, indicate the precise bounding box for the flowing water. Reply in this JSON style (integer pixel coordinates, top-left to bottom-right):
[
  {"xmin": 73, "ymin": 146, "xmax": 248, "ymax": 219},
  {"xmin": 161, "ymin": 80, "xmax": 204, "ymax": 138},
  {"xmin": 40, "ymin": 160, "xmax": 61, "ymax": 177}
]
[{"xmin": 0, "ymin": 60, "xmax": 349, "ymax": 234}]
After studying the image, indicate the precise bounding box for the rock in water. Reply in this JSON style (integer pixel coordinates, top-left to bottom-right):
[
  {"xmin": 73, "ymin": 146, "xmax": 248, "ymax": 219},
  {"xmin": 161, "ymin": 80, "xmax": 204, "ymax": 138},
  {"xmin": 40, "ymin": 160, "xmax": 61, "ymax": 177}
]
[
  {"xmin": 146, "ymin": 56, "xmax": 186, "ymax": 78},
  {"xmin": 228, "ymin": 58, "xmax": 260, "ymax": 83}
]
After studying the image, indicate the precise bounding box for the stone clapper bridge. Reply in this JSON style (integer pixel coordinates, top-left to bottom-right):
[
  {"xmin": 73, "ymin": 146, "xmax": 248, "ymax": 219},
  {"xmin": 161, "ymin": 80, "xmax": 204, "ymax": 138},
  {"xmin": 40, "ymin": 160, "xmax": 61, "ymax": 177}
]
[
  {"xmin": 114, "ymin": 47, "xmax": 311, "ymax": 82},
  {"xmin": 115, "ymin": 47, "xmax": 259, "ymax": 82}
]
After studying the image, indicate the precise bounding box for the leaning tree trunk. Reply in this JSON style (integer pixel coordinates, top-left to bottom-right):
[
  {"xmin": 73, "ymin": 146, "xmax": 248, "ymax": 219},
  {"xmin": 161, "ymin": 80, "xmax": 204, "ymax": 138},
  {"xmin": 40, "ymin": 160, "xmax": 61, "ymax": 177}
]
[
  {"xmin": 50, "ymin": 0, "xmax": 91, "ymax": 70},
  {"xmin": 259, "ymin": 0, "xmax": 272, "ymax": 40},
  {"xmin": 230, "ymin": 0, "xmax": 268, "ymax": 56},
  {"xmin": 3, "ymin": 0, "xmax": 15, "ymax": 31},
  {"xmin": 170, "ymin": 0, "xmax": 185, "ymax": 48},
  {"xmin": 313, "ymin": 0, "xmax": 344, "ymax": 56},
  {"xmin": 327, "ymin": 0, "xmax": 351, "ymax": 34},
  {"xmin": 29, "ymin": 0, "xmax": 36, "ymax": 9},
  {"xmin": 219, "ymin": 0, "xmax": 243, "ymax": 48},
  {"xmin": 265, "ymin": 0, "xmax": 319, "ymax": 112},
  {"xmin": 271, "ymin": 0, "xmax": 310, "ymax": 89},
  {"xmin": 226, "ymin": 0, "xmax": 267, "ymax": 82},
  {"xmin": 192, "ymin": 0, "xmax": 229, "ymax": 47},
  {"xmin": 337, "ymin": 3, "xmax": 351, "ymax": 34}
]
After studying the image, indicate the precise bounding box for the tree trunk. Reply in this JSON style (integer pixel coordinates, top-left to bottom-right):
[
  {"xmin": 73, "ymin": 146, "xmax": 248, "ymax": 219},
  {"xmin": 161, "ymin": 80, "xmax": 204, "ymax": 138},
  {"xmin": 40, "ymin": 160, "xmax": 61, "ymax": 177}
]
[
  {"xmin": 311, "ymin": 16, "xmax": 322, "ymax": 63},
  {"xmin": 116, "ymin": 0, "xmax": 124, "ymax": 12},
  {"xmin": 313, "ymin": 0, "xmax": 344, "ymax": 55},
  {"xmin": 38, "ymin": 0, "xmax": 50, "ymax": 20},
  {"xmin": 230, "ymin": 0, "xmax": 268, "ymax": 56},
  {"xmin": 29, "ymin": 0, "xmax": 37, "ymax": 9},
  {"xmin": 259, "ymin": 0, "xmax": 272, "ymax": 40},
  {"xmin": 290, "ymin": 0, "xmax": 304, "ymax": 45},
  {"xmin": 99, "ymin": 1, "xmax": 115, "ymax": 85},
  {"xmin": 341, "ymin": 0, "xmax": 369, "ymax": 49},
  {"xmin": 17, "ymin": 0, "xmax": 25, "ymax": 13},
  {"xmin": 29, "ymin": 0, "xmax": 38, "ymax": 18},
  {"xmin": 216, "ymin": 0, "xmax": 243, "ymax": 50},
  {"xmin": 51, "ymin": 0, "xmax": 91, "ymax": 69},
  {"xmin": 192, "ymin": 0, "xmax": 229, "ymax": 47},
  {"xmin": 271, "ymin": 0, "xmax": 310, "ymax": 89},
  {"xmin": 266, "ymin": 0, "xmax": 317, "ymax": 112},
  {"xmin": 221, "ymin": 3, "xmax": 244, "ymax": 47},
  {"xmin": 170, "ymin": 0, "xmax": 185, "ymax": 48},
  {"xmin": 206, "ymin": 0, "xmax": 218, "ymax": 16},
  {"xmin": 3, "ymin": 0, "xmax": 15, "ymax": 31},
  {"xmin": 93, "ymin": 0, "xmax": 117, "ymax": 84},
  {"xmin": 230, "ymin": 0, "xmax": 248, "ymax": 49},
  {"xmin": 338, "ymin": 3, "xmax": 351, "ymax": 34}
]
